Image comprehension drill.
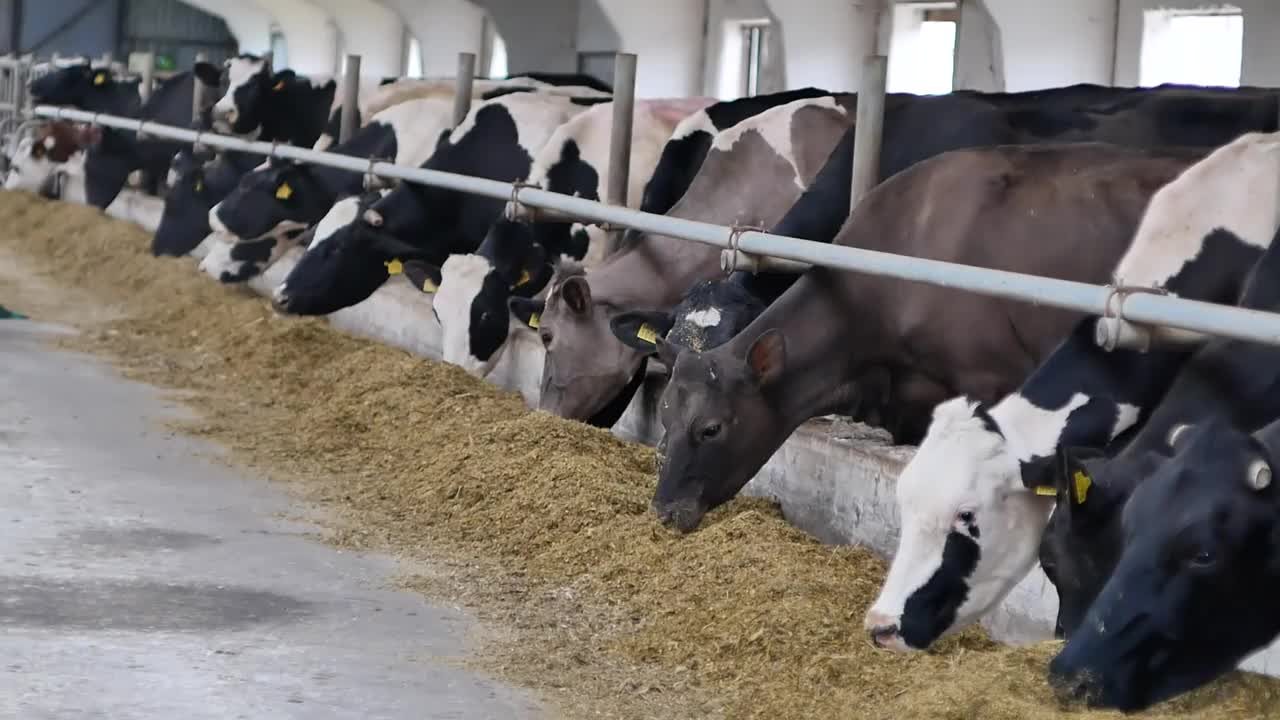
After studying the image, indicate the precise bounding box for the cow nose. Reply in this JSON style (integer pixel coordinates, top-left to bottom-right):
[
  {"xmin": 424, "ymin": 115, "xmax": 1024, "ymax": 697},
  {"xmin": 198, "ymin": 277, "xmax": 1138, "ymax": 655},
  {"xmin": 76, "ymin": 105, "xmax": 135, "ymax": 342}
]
[
  {"xmin": 864, "ymin": 610, "xmax": 906, "ymax": 649},
  {"xmin": 271, "ymin": 286, "xmax": 290, "ymax": 313}
]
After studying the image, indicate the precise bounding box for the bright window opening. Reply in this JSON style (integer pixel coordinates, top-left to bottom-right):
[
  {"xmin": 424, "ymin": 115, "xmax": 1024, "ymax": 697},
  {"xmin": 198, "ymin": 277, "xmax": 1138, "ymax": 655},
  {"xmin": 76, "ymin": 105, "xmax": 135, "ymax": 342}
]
[
  {"xmin": 489, "ymin": 34, "xmax": 508, "ymax": 79},
  {"xmin": 1140, "ymin": 7, "xmax": 1242, "ymax": 88},
  {"xmin": 404, "ymin": 34, "xmax": 423, "ymax": 78},
  {"xmin": 740, "ymin": 22, "xmax": 769, "ymax": 97},
  {"xmin": 888, "ymin": 3, "xmax": 956, "ymax": 95},
  {"xmin": 718, "ymin": 19, "xmax": 772, "ymax": 100}
]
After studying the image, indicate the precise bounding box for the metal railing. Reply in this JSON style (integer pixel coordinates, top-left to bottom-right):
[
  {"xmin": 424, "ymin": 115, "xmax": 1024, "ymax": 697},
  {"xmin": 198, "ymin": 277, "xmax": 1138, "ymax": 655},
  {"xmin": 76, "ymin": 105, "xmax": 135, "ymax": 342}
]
[{"xmin": 27, "ymin": 103, "xmax": 1280, "ymax": 351}]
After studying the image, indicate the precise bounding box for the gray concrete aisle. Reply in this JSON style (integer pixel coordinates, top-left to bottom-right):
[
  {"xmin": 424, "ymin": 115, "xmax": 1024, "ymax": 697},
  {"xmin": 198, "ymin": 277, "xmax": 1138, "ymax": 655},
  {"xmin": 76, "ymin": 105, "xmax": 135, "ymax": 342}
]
[{"xmin": 0, "ymin": 320, "xmax": 541, "ymax": 720}]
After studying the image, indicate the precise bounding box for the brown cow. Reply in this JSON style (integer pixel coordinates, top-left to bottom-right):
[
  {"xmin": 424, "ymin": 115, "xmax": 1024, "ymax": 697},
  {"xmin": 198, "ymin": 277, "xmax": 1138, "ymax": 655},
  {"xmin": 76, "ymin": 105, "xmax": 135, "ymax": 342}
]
[
  {"xmin": 3, "ymin": 121, "xmax": 99, "ymax": 197},
  {"xmin": 632, "ymin": 141, "xmax": 1208, "ymax": 533}
]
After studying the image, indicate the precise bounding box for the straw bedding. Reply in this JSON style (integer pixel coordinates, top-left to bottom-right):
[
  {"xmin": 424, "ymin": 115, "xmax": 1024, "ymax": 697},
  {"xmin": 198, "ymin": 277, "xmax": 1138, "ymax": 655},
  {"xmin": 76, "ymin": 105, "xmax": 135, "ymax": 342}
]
[{"xmin": 1, "ymin": 190, "xmax": 1277, "ymax": 719}]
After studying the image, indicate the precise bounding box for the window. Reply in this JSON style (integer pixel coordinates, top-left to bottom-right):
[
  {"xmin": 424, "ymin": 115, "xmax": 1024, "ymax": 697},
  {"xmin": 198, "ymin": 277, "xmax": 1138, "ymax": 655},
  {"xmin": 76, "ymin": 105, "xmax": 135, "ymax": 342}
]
[
  {"xmin": 739, "ymin": 22, "xmax": 769, "ymax": 97},
  {"xmin": 489, "ymin": 34, "xmax": 508, "ymax": 79},
  {"xmin": 269, "ymin": 28, "xmax": 286, "ymax": 70},
  {"xmin": 887, "ymin": 3, "xmax": 956, "ymax": 95},
  {"xmin": 403, "ymin": 30, "xmax": 423, "ymax": 78},
  {"xmin": 1140, "ymin": 6, "xmax": 1242, "ymax": 88}
]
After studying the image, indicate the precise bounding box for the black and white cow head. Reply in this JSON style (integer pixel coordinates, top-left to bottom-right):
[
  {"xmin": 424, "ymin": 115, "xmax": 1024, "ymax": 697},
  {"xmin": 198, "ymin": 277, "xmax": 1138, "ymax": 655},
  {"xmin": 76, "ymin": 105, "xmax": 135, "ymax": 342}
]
[
  {"xmin": 864, "ymin": 396, "xmax": 1056, "ymax": 651},
  {"xmin": 1048, "ymin": 417, "xmax": 1280, "ymax": 711},
  {"xmin": 406, "ymin": 219, "xmax": 551, "ymax": 377},
  {"xmin": 198, "ymin": 55, "xmax": 278, "ymax": 136},
  {"xmin": 610, "ymin": 277, "xmax": 771, "ymax": 364},
  {"xmin": 271, "ymin": 190, "xmax": 408, "ymax": 315},
  {"xmin": 210, "ymin": 159, "xmax": 328, "ymax": 242}
]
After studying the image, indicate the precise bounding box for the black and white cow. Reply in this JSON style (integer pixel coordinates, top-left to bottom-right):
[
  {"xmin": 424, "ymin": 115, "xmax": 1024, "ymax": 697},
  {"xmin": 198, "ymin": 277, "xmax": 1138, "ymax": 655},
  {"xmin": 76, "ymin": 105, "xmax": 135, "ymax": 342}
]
[
  {"xmin": 1046, "ymin": 413, "xmax": 1280, "ymax": 711},
  {"xmin": 412, "ymin": 97, "xmax": 713, "ymax": 377},
  {"xmin": 200, "ymin": 96, "xmax": 456, "ymax": 283},
  {"xmin": 28, "ymin": 62, "xmax": 142, "ymax": 116},
  {"xmin": 271, "ymin": 91, "xmax": 596, "ymax": 316},
  {"xmin": 195, "ymin": 55, "xmax": 336, "ymax": 148},
  {"xmin": 1037, "ymin": 226, "xmax": 1280, "ymax": 639},
  {"xmin": 866, "ymin": 131, "xmax": 1280, "ymax": 653},
  {"xmin": 153, "ymin": 146, "xmax": 267, "ymax": 257}
]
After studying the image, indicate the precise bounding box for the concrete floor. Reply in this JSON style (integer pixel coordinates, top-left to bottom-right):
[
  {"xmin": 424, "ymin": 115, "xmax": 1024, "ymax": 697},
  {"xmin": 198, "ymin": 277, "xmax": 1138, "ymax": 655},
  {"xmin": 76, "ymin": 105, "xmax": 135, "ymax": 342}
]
[{"xmin": 0, "ymin": 319, "xmax": 541, "ymax": 720}]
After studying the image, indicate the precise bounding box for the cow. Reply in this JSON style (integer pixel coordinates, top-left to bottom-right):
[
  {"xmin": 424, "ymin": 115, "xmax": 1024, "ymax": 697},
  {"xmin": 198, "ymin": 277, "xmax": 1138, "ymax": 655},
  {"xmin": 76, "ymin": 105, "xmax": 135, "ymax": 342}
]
[
  {"xmin": 1037, "ymin": 228, "xmax": 1280, "ymax": 639},
  {"xmin": 865, "ymin": 131, "xmax": 1280, "ymax": 654},
  {"xmin": 409, "ymin": 97, "xmax": 715, "ymax": 377},
  {"xmin": 28, "ymin": 62, "xmax": 142, "ymax": 116},
  {"xmin": 200, "ymin": 95, "xmax": 456, "ymax": 283},
  {"xmin": 642, "ymin": 143, "xmax": 1203, "ymax": 539},
  {"xmin": 153, "ymin": 146, "xmax": 267, "ymax": 257},
  {"xmin": 3, "ymin": 121, "xmax": 97, "ymax": 196},
  {"xmin": 270, "ymin": 91, "xmax": 598, "ymax": 316},
  {"xmin": 194, "ymin": 55, "xmax": 336, "ymax": 148},
  {"xmin": 1046, "ymin": 414, "xmax": 1280, "ymax": 711},
  {"xmin": 502, "ymin": 94, "xmax": 861, "ymax": 427}
]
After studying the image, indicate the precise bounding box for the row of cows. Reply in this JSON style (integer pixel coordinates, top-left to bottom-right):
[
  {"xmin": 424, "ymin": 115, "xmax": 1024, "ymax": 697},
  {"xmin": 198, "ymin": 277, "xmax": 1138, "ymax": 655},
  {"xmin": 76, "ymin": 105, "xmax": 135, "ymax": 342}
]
[{"xmin": 14, "ymin": 53, "xmax": 1280, "ymax": 712}]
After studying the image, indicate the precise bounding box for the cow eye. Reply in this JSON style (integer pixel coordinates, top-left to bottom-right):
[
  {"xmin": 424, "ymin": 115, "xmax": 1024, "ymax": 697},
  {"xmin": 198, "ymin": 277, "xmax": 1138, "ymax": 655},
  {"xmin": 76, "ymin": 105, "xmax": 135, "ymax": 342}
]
[
  {"xmin": 540, "ymin": 331, "xmax": 552, "ymax": 347},
  {"xmin": 1188, "ymin": 549, "xmax": 1216, "ymax": 569},
  {"xmin": 957, "ymin": 511, "xmax": 975, "ymax": 526},
  {"xmin": 699, "ymin": 422, "xmax": 722, "ymax": 441}
]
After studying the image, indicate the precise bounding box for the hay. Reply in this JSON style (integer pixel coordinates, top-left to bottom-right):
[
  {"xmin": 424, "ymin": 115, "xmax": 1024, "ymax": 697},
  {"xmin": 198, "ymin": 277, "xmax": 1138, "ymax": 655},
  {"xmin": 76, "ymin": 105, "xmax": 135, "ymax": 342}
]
[{"xmin": 2, "ymin": 190, "xmax": 1279, "ymax": 720}]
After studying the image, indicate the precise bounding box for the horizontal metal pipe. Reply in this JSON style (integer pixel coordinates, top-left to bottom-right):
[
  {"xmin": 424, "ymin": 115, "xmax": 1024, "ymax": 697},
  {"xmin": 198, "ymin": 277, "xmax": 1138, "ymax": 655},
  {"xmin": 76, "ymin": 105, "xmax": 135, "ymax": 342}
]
[{"xmin": 31, "ymin": 105, "xmax": 1280, "ymax": 349}]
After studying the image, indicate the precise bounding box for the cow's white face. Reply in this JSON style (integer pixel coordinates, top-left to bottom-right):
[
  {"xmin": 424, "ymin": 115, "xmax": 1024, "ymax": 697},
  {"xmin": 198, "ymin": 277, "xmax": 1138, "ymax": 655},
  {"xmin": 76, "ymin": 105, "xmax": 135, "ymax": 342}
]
[
  {"xmin": 308, "ymin": 195, "xmax": 361, "ymax": 250},
  {"xmin": 3, "ymin": 137, "xmax": 56, "ymax": 192},
  {"xmin": 434, "ymin": 253, "xmax": 511, "ymax": 378},
  {"xmin": 212, "ymin": 57, "xmax": 267, "ymax": 129},
  {"xmin": 865, "ymin": 397, "xmax": 1052, "ymax": 651}
]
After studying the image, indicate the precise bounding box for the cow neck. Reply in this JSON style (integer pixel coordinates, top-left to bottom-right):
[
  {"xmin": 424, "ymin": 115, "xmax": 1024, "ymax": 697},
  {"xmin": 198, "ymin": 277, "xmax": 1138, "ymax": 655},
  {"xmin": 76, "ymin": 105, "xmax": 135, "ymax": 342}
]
[
  {"xmin": 722, "ymin": 266, "xmax": 877, "ymax": 429},
  {"xmin": 591, "ymin": 230, "xmax": 722, "ymax": 310},
  {"xmin": 265, "ymin": 82, "xmax": 332, "ymax": 148}
]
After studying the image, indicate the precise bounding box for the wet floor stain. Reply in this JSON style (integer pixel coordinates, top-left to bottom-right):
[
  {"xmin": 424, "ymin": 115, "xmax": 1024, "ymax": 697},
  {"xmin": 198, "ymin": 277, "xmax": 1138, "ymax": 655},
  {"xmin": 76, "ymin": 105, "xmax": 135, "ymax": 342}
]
[
  {"xmin": 0, "ymin": 577, "xmax": 313, "ymax": 632},
  {"xmin": 60, "ymin": 526, "xmax": 222, "ymax": 553}
]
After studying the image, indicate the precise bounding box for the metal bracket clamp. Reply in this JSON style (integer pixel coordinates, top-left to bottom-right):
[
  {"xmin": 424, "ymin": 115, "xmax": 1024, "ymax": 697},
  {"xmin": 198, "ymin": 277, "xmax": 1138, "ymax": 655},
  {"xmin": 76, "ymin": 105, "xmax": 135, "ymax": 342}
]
[
  {"xmin": 1094, "ymin": 280, "xmax": 1210, "ymax": 352},
  {"xmin": 505, "ymin": 180, "xmax": 537, "ymax": 222},
  {"xmin": 719, "ymin": 224, "xmax": 812, "ymax": 275},
  {"xmin": 362, "ymin": 155, "xmax": 391, "ymax": 190}
]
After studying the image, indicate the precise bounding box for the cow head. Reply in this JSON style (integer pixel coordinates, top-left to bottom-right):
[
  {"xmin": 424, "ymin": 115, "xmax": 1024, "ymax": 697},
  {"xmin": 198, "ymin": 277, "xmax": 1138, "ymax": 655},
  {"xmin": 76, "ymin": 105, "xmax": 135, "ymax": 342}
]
[
  {"xmin": 865, "ymin": 397, "xmax": 1054, "ymax": 652},
  {"xmin": 206, "ymin": 55, "xmax": 282, "ymax": 135},
  {"xmin": 1048, "ymin": 418, "xmax": 1280, "ymax": 711},
  {"xmin": 211, "ymin": 159, "xmax": 330, "ymax": 241},
  {"xmin": 508, "ymin": 265, "xmax": 645, "ymax": 425},
  {"xmin": 413, "ymin": 219, "xmax": 552, "ymax": 377},
  {"xmin": 272, "ymin": 191, "xmax": 409, "ymax": 315},
  {"xmin": 154, "ymin": 147, "xmax": 221, "ymax": 256},
  {"xmin": 29, "ymin": 63, "xmax": 116, "ymax": 107},
  {"xmin": 4, "ymin": 123, "xmax": 94, "ymax": 193}
]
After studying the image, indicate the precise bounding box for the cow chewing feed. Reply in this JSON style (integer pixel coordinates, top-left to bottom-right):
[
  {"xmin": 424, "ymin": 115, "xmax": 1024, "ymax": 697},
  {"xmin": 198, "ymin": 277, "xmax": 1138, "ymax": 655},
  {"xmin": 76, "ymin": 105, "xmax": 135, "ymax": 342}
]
[
  {"xmin": 153, "ymin": 146, "xmax": 267, "ymax": 257},
  {"xmin": 867, "ymin": 132, "xmax": 1280, "ymax": 654},
  {"xmin": 202, "ymin": 96, "xmax": 455, "ymax": 283},
  {"xmin": 272, "ymin": 91, "xmax": 592, "ymax": 316},
  {"xmin": 1046, "ymin": 415, "xmax": 1280, "ymax": 712},
  {"xmin": 648, "ymin": 143, "xmax": 1201, "ymax": 543},
  {"xmin": 1037, "ymin": 228, "xmax": 1280, "ymax": 639},
  {"xmin": 417, "ymin": 97, "xmax": 714, "ymax": 377},
  {"xmin": 506, "ymin": 94, "xmax": 857, "ymax": 428}
]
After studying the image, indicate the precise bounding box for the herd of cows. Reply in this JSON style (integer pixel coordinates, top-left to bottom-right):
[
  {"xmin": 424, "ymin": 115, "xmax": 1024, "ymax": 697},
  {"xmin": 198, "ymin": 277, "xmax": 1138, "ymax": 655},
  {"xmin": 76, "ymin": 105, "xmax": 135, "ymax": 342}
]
[{"xmin": 12, "ymin": 52, "xmax": 1280, "ymax": 711}]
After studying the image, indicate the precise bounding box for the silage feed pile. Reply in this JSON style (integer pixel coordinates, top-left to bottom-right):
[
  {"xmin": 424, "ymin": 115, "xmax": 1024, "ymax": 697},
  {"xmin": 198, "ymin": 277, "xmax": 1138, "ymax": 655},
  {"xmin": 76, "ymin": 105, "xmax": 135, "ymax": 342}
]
[{"xmin": 2, "ymin": 190, "xmax": 1279, "ymax": 720}]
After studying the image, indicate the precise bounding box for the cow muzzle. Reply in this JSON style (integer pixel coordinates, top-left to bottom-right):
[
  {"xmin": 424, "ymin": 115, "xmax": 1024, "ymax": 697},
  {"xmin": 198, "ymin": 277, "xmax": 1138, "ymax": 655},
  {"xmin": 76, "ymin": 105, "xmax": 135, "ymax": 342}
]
[
  {"xmin": 864, "ymin": 610, "xmax": 910, "ymax": 651},
  {"xmin": 651, "ymin": 497, "xmax": 706, "ymax": 534}
]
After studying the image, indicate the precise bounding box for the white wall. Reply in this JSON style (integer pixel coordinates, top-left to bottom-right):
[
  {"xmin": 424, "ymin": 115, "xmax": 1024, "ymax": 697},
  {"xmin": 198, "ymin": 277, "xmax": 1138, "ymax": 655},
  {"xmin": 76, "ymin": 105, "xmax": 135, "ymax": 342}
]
[
  {"xmin": 1115, "ymin": 0, "xmax": 1280, "ymax": 87},
  {"xmin": 309, "ymin": 0, "xmax": 405, "ymax": 78},
  {"xmin": 953, "ymin": 0, "xmax": 1004, "ymax": 91},
  {"xmin": 978, "ymin": 0, "xmax": 1115, "ymax": 91},
  {"xmin": 764, "ymin": 0, "xmax": 886, "ymax": 93},
  {"xmin": 476, "ymin": 0, "xmax": 580, "ymax": 74},
  {"xmin": 595, "ymin": 0, "xmax": 708, "ymax": 97},
  {"xmin": 384, "ymin": 0, "xmax": 486, "ymax": 78},
  {"xmin": 250, "ymin": 0, "xmax": 339, "ymax": 75},
  {"xmin": 704, "ymin": 0, "xmax": 786, "ymax": 99}
]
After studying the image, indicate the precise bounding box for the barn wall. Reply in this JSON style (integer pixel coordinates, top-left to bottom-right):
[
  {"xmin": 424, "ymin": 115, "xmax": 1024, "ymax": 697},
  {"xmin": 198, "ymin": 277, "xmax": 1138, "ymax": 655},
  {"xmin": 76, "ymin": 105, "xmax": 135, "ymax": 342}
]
[
  {"xmin": 250, "ymin": 0, "xmax": 338, "ymax": 75},
  {"xmin": 763, "ymin": 0, "xmax": 880, "ymax": 94},
  {"xmin": 1114, "ymin": 0, "xmax": 1280, "ymax": 87},
  {"xmin": 973, "ymin": 0, "xmax": 1115, "ymax": 91},
  {"xmin": 308, "ymin": 0, "xmax": 404, "ymax": 79},
  {"xmin": 18, "ymin": 0, "xmax": 122, "ymax": 59},
  {"xmin": 953, "ymin": 0, "xmax": 1004, "ymax": 91},
  {"xmin": 125, "ymin": 0, "xmax": 238, "ymax": 68},
  {"xmin": 383, "ymin": 0, "xmax": 486, "ymax": 78},
  {"xmin": 703, "ymin": 0, "xmax": 786, "ymax": 99},
  {"xmin": 594, "ymin": 0, "xmax": 707, "ymax": 98},
  {"xmin": 177, "ymin": 0, "xmax": 273, "ymax": 57},
  {"xmin": 475, "ymin": 0, "xmax": 580, "ymax": 74}
]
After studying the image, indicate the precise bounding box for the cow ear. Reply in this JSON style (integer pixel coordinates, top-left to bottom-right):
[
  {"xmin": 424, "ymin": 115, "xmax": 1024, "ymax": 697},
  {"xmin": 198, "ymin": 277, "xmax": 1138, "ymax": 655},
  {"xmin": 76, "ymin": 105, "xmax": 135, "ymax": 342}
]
[
  {"xmin": 610, "ymin": 310, "xmax": 675, "ymax": 355},
  {"xmin": 508, "ymin": 297, "xmax": 545, "ymax": 331},
  {"xmin": 745, "ymin": 329, "xmax": 785, "ymax": 387},
  {"xmin": 560, "ymin": 276, "xmax": 592, "ymax": 315},
  {"xmin": 402, "ymin": 260, "xmax": 442, "ymax": 294},
  {"xmin": 193, "ymin": 62, "xmax": 222, "ymax": 87}
]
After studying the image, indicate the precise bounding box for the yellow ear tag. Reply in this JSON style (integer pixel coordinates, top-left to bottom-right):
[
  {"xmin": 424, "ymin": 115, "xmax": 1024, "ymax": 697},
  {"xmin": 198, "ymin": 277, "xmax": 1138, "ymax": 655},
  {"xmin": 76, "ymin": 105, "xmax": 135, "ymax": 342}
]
[
  {"xmin": 273, "ymin": 79, "xmax": 286, "ymax": 92},
  {"xmin": 93, "ymin": 72, "xmax": 106, "ymax": 86},
  {"xmin": 1033, "ymin": 485, "xmax": 1057, "ymax": 497},
  {"xmin": 1073, "ymin": 470, "xmax": 1092, "ymax": 505},
  {"xmin": 275, "ymin": 182, "xmax": 293, "ymax": 200},
  {"xmin": 528, "ymin": 312, "xmax": 540, "ymax": 330},
  {"xmin": 514, "ymin": 269, "xmax": 531, "ymax": 288},
  {"xmin": 421, "ymin": 277, "xmax": 437, "ymax": 293},
  {"xmin": 636, "ymin": 323, "xmax": 658, "ymax": 344},
  {"xmin": 194, "ymin": 179, "xmax": 203, "ymax": 192},
  {"xmin": 384, "ymin": 258, "xmax": 403, "ymax": 275}
]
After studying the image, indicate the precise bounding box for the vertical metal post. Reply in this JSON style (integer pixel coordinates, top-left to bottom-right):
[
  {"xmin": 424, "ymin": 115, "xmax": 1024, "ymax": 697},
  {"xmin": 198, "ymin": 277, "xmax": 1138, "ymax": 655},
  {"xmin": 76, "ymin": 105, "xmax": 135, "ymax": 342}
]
[
  {"xmin": 138, "ymin": 51, "xmax": 154, "ymax": 102},
  {"xmin": 339, "ymin": 54, "xmax": 361, "ymax": 144},
  {"xmin": 850, "ymin": 1, "xmax": 889, "ymax": 208},
  {"xmin": 191, "ymin": 51, "xmax": 207, "ymax": 124},
  {"xmin": 452, "ymin": 52, "xmax": 476, "ymax": 127},
  {"xmin": 604, "ymin": 52, "xmax": 637, "ymax": 256}
]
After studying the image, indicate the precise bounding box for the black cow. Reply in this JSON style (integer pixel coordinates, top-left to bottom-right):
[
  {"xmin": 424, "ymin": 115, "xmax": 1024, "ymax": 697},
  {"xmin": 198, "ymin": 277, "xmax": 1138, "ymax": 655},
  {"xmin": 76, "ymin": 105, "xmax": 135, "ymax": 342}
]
[
  {"xmin": 194, "ymin": 55, "xmax": 336, "ymax": 148},
  {"xmin": 29, "ymin": 63, "xmax": 142, "ymax": 116},
  {"xmin": 1047, "ymin": 414, "xmax": 1280, "ymax": 711},
  {"xmin": 1036, "ymin": 225, "xmax": 1280, "ymax": 639},
  {"xmin": 154, "ymin": 146, "xmax": 267, "ymax": 256}
]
